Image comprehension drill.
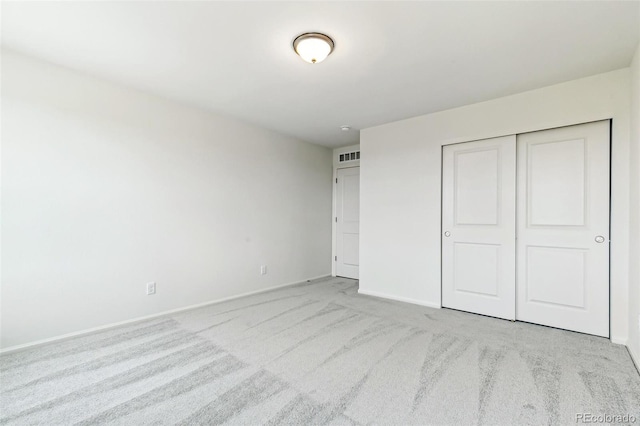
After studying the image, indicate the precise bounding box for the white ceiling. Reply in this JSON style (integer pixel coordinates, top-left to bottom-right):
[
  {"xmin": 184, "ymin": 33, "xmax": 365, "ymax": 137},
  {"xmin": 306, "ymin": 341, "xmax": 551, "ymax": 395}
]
[{"xmin": 2, "ymin": 1, "xmax": 639, "ymax": 148}]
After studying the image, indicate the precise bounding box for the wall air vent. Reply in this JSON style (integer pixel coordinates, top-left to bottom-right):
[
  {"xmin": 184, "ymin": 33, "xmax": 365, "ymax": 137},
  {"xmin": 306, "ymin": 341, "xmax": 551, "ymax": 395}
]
[{"xmin": 339, "ymin": 151, "xmax": 360, "ymax": 162}]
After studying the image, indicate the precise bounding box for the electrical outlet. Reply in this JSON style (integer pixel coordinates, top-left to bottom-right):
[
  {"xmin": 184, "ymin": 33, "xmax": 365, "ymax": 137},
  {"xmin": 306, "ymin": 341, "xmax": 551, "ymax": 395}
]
[
  {"xmin": 260, "ymin": 265, "xmax": 267, "ymax": 275},
  {"xmin": 146, "ymin": 282, "xmax": 156, "ymax": 295}
]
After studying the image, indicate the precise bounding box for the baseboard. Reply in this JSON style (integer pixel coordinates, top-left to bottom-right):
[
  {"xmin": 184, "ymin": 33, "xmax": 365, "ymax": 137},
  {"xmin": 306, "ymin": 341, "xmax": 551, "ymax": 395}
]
[
  {"xmin": 358, "ymin": 288, "xmax": 441, "ymax": 309},
  {"xmin": 628, "ymin": 346, "xmax": 640, "ymax": 375},
  {"xmin": 0, "ymin": 275, "xmax": 330, "ymax": 355},
  {"xmin": 611, "ymin": 336, "xmax": 628, "ymax": 345}
]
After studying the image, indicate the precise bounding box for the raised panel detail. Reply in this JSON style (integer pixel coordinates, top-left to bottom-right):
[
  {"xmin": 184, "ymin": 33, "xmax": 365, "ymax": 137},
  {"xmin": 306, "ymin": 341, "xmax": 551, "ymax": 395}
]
[
  {"xmin": 528, "ymin": 138, "xmax": 586, "ymax": 227},
  {"xmin": 526, "ymin": 246, "xmax": 586, "ymax": 309},
  {"xmin": 454, "ymin": 147, "xmax": 500, "ymax": 225},
  {"xmin": 342, "ymin": 234, "xmax": 359, "ymax": 266},
  {"xmin": 454, "ymin": 243, "xmax": 500, "ymax": 297},
  {"xmin": 342, "ymin": 175, "xmax": 360, "ymax": 222}
]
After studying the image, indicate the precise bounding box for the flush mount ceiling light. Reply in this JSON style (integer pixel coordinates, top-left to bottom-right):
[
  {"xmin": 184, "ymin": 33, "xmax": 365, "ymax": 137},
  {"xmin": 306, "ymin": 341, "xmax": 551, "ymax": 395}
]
[{"xmin": 293, "ymin": 32, "xmax": 334, "ymax": 64}]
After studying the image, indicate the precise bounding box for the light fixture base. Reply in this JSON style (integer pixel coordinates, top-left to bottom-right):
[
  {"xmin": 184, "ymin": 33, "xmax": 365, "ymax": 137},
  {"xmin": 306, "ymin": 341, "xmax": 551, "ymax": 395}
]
[{"xmin": 293, "ymin": 32, "xmax": 335, "ymax": 64}]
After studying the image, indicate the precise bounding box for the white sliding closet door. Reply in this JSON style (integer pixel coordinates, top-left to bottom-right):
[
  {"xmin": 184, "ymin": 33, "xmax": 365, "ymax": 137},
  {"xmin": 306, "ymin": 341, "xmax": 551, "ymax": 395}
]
[
  {"xmin": 516, "ymin": 121, "xmax": 610, "ymax": 337},
  {"xmin": 442, "ymin": 136, "xmax": 516, "ymax": 320}
]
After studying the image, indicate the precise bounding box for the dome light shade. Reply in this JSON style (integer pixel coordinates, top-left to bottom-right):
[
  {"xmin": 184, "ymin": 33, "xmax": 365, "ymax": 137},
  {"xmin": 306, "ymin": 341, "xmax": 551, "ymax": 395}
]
[{"xmin": 293, "ymin": 33, "xmax": 334, "ymax": 64}]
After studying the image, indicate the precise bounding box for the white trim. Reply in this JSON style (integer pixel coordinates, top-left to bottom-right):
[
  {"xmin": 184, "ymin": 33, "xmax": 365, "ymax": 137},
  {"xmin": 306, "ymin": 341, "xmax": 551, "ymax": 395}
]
[
  {"xmin": 628, "ymin": 346, "xmax": 640, "ymax": 374},
  {"xmin": 358, "ymin": 288, "xmax": 441, "ymax": 309},
  {"xmin": 611, "ymin": 336, "xmax": 628, "ymax": 345},
  {"xmin": 332, "ymin": 166, "xmax": 337, "ymax": 277},
  {"xmin": 332, "ymin": 144, "xmax": 360, "ymax": 277},
  {"xmin": 0, "ymin": 275, "xmax": 330, "ymax": 355}
]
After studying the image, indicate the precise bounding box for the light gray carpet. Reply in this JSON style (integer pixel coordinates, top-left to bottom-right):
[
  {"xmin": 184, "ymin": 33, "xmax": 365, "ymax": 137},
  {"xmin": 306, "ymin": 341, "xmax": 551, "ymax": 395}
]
[{"xmin": 1, "ymin": 277, "xmax": 639, "ymax": 425}]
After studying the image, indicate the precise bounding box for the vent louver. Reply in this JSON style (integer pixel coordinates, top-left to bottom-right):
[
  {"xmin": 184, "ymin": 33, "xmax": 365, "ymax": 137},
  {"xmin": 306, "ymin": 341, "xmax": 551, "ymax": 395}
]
[{"xmin": 339, "ymin": 151, "xmax": 360, "ymax": 162}]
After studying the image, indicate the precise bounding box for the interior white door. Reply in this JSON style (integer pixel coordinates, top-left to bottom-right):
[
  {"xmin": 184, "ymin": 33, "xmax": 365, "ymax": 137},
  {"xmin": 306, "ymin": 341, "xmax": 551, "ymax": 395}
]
[
  {"xmin": 516, "ymin": 121, "xmax": 610, "ymax": 337},
  {"xmin": 336, "ymin": 167, "xmax": 360, "ymax": 279},
  {"xmin": 442, "ymin": 136, "xmax": 516, "ymax": 319}
]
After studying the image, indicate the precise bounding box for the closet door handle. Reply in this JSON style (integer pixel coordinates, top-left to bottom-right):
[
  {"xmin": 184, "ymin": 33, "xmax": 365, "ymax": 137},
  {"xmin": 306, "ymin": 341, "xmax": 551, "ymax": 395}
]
[
  {"xmin": 595, "ymin": 235, "xmax": 605, "ymax": 243},
  {"xmin": 444, "ymin": 231, "xmax": 451, "ymax": 237}
]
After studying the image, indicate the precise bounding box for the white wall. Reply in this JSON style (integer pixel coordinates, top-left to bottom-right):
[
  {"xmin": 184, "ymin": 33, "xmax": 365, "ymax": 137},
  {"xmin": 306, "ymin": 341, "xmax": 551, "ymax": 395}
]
[
  {"xmin": 0, "ymin": 50, "xmax": 333, "ymax": 350},
  {"xmin": 629, "ymin": 42, "xmax": 640, "ymax": 364},
  {"xmin": 360, "ymin": 69, "xmax": 631, "ymax": 342}
]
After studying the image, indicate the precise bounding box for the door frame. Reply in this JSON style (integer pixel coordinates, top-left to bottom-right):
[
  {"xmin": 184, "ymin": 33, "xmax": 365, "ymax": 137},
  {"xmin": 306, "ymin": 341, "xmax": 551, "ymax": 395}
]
[
  {"xmin": 334, "ymin": 166, "xmax": 361, "ymax": 279},
  {"xmin": 332, "ymin": 145, "xmax": 360, "ymax": 277},
  {"xmin": 440, "ymin": 119, "xmax": 612, "ymax": 337}
]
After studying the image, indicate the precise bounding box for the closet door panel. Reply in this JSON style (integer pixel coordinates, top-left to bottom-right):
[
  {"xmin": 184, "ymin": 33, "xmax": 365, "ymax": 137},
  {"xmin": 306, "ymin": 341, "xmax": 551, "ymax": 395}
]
[
  {"xmin": 516, "ymin": 121, "xmax": 610, "ymax": 337},
  {"xmin": 442, "ymin": 135, "xmax": 516, "ymax": 320}
]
